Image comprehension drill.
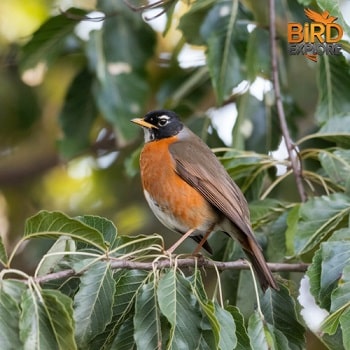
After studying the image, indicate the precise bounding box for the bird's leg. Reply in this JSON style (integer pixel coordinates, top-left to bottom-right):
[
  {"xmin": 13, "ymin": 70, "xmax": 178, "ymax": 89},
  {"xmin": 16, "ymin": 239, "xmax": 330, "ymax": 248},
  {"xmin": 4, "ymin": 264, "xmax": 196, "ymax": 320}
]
[
  {"xmin": 192, "ymin": 224, "xmax": 215, "ymax": 255},
  {"xmin": 166, "ymin": 228, "xmax": 195, "ymax": 254}
]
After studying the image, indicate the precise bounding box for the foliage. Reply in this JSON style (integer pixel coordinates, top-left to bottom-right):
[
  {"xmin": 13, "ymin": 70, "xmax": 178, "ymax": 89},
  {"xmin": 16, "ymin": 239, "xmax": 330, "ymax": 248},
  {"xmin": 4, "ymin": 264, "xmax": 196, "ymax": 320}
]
[{"xmin": 1, "ymin": 0, "xmax": 350, "ymax": 349}]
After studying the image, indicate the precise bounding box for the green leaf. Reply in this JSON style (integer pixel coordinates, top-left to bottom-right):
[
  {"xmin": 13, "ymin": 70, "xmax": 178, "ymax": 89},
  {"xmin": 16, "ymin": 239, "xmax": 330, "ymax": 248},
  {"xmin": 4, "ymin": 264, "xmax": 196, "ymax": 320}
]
[
  {"xmin": 315, "ymin": 115, "xmax": 350, "ymax": 147},
  {"xmin": 93, "ymin": 68, "xmax": 148, "ymax": 143},
  {"xmin": 285, "ymin": 204, "xmax": 301, "ymax": 256},
  {"xmin": 20, "ymin": 288, "xmax": 74, "ymax": 350},
  {"xmin": 247, "ymin": 312, "xmax": 271, "ymax": 350},
  {"xmin": 331, "ymin": 263, "xmax": 350, "ymax": 308},
  {"xmin": 86, "ymin": 6, "xmax": 155, "ymax": 143},
  {"xmin": 202, "ymin": 1, "xmax": 247, "ymax": 103},
  {"xmin": 319, "ymin": 149, "xmax": 350, "ymax": 187},
  {"xmin": 246, "ymin": 27, "xmax": 270, "ymax": 81},
  {"xmin": 113, "ymin": 234, "xmax": 164, "ymax": 257},
  {"xmin": 178, "ymin": 0, "xmax": 216, "ymax": 45},
  {"xmin": 110, "ymin": 315, "xmax": 135, "ymax": 350},
  {"xmin": 214, "ymin": 302, "xmax": 237, "ymax": 350},
  {"xmin": 307, "ymin": 234, "xmax": 350, "ymax": 309},
  {"xmin": 293, "ymin": 193, "xmax": 350, "ymax": 255},
  {"xmin": 340, "ymin": 308, "xmax": 350, "ymax": 350},
  {"xmin": 249, "ymin": 199, "xmax": 286, "ymax": 229},
  {"xmin": 322, "ymin": 264, "xmax": 350, "ymax": 350},
  {"xmin": 77, "ymin": 215, "xmax": 118, "ymax": 249},
  {"xmin": 248, "ymin": 312, "xmax": 291, "ymax": 350},
  {"xmin": 88, "ymin": 270, "xmax": 149, "ymax": 349},
  {"xmin": 316, "ymin": 0, "xmax": 350, "ymax": 36},
  {"xmin": 260, "ymin": 284, "xmax": 305, "ymax": 350},
  {"xmin": 74, "ymin": 261, "xmax": 115, "ymax": 347},
  {"xmin": 19, "ymin": 8, "xmax": 86, "ymax": 72},
  {"xmin": 0, "ymin": 279, "xmax": 27, "ymax": 304},
  {"xmin": 157, "ymin": 269, "xmax": 203, "ymax": 349},
  {"xmin": 134, "ymin": 281, "xmax": 162, "ymax": 349},
  {"xmin": 36, "ymin": 235, "xmax": 76, "ymax": 276},
  {"xmin": 0, "ymin": 288, "xmax": 22, "ymax": 349},
  {"xmin": 315, "ymin": 55, "xmax": 350, "ymax": 123},
  {"xmin": 0, "ymin": 234, "xmax": 8, "ymax": 267},
  {"xmin": 226, "ymin": 306, "xmax": 251, "ymax": 350},
  {"xmin": 41, "ymin": 289, "xmax": 77, "ymax": 350},
  {"xmin": 25, "ymin": 210, "xmax": 107, "ymax": 251},
  {"xmin": 58, "ymin": 68, "xmax": 97, "ymax": 159}
]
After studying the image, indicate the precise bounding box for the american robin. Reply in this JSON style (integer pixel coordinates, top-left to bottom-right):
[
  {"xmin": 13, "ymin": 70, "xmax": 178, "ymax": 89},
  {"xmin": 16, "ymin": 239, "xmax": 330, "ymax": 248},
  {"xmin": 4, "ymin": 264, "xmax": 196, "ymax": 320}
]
[{"xmin": 132, "ymin": 110, "xmax": 278, "ymax": 291}]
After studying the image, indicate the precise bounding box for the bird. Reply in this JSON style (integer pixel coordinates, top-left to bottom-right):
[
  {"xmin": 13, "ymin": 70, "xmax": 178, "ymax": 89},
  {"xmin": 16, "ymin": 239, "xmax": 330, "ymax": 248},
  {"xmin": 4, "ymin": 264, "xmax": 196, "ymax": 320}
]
[
  {"xmin": 304, "ymin": 8, "xmax": 337, "ymax": 25},
  {"xmin": 131, "ymin": 110, "xmax": 278, "ymax": 291}
]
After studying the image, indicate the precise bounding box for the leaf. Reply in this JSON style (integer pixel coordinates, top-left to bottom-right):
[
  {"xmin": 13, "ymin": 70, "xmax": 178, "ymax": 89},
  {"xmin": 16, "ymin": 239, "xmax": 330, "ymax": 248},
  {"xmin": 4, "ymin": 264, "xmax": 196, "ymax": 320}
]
[
  {"xmin": 322, "ymin": 264, "xmax": 350, "ymax": 350},
  {"xmin": 86, "ymin": 4, "xmax": 156, "ymax": 144},
  {"xmin": 157, "ymin": 269, "xmax": 203, "ymax": 349},
  {"xmin": 178, "ymin": 0, "xmax": 216, "ymax": 45},
  {"xmin": 25, "ymin": 210, "xmax": 107, "ymax": 251},
  {"xmin": 88, "ymin": 270, "xmax": 149, "ymax": 349},
  {"xmin": 202, "ymin": 1, "xmax": 248, "ymax": 103},
  {"xmin": 248, "ymin": 312, "xmax": 291, "ymax": 350},
  {"xmin": 285, "ymin": 204, "xmax": 301, "ymax": 257},
  {"xmin": 315, "ymin": 55, "xmax": 350, "ymax": 123},
  {"xmin": 110, "ymin": 315, "xmax": 135, "ymax": 350},
  {"xmin": 58, "ymin": 68, "xmax": 97, "ymax": 159},
  {"xmin": 260, "ymin": 284, "xmax": 305, "ymax": 350},
  {"xmin": 20, "ymin": 287, "xmax": 76, "ymax": 350},
  {"xmin": 113, "ymin": 234, "xmax": 164, "ymax": 257},
  {"xmin": 41, "ymin": 289, "xmax": 77, "ymax": 350},
  {"xmin": 0, "ymin": 235, "xmax": 8, "ymax": 267},
  {"xmin": 293, "ymin": 193, "xmax": 350, "ymax": 255},
  {"xmin": 77, "ymin": 215, "xmax": 118, "ymax": 249},
  {"xmin": 134, "ymin": 281, "xmax": 162, "ymax": 349},
  {"xmin": 36, "ymin": 235, "xmax": 76, "ymax": 276},
  {"xmin": 246, "ymin": 27, "xmax": 270, "ymax": 81},
  {"xmin": 319, "ymin": 149, "xmax": 350, "ymax": 186},
  {"xmin": 247, "ymin": 312, "xmax": 271, "ymax": 350},
  {"xmin": 20, "ymin": 8, "xmax": 86, "ymax": 72},
  {"xmin": 340, "ymin": 308, "xmax": 350, "ymax": 350},
  {"xmin": 226, "ymin": 306, "xmax": 251, "ymax": 350},
  {"xmin": 214, "ymin": 302, "xmax": 237, "ymax": 350},
  {"xmin": 249, "ymin": 199, "xmax": 286, "ymax": 229},
  {"xmin": 74, "ymin": 261, "xmax": 115, "ymax": 347},
  {"xmin": 331, "ymin": 264, "xmax": 350, "ymax": 311},
  {"xmin": 316, "ymin": 0, "xmax": 350, "ymax": 36},
  {"xmin": 315, "ymin": 115, "xmax": 350, "ymax": 147},
  {"xmin": 307, "ymin": 232, "xmax": 350, "ymax": 309},
  {"xmin": 0, "ymin": 288, "xmax": 22, "ymax": 349}
]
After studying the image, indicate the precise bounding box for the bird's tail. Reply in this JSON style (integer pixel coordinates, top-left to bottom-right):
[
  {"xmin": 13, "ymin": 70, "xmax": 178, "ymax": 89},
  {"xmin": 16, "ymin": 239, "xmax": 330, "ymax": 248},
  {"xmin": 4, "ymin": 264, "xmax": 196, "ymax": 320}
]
[{"xmin": 243, "ymin": 235, "xmax": 279, "ymax": 292}]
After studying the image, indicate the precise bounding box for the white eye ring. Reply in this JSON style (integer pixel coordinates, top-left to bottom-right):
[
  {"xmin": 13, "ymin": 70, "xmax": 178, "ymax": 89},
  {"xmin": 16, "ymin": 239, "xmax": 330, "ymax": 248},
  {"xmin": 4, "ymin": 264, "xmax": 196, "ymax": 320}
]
[{"xmin": 158, "ymin": 115, "xmax": 169, "ymax": 126}]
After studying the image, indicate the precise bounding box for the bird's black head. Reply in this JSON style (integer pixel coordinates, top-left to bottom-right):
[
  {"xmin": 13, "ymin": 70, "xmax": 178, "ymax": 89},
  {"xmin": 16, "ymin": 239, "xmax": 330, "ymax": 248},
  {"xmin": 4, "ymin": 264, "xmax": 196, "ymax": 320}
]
[{"xmin": 132, "ymin": 110, "xmax": 184, "ymax": 142}]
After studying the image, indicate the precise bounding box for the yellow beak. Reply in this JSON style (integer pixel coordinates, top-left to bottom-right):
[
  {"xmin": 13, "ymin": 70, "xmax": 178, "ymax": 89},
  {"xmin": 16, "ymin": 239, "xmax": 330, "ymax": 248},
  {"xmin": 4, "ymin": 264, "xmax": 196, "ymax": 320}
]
[{"xmin": 131, "ymin": 118, "xmax": 158, "ymax": 129}]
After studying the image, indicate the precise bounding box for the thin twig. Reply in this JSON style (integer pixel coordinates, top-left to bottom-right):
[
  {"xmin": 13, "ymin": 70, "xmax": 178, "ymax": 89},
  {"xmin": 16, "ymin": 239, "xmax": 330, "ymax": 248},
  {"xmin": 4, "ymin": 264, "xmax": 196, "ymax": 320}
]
[
  {"xmin": 268, "ymin": 0, "xmax": 307, "ymax": 202},
  {"xmin": 27, "ymin": 258, "xmax": 308, "ymax": 285}
]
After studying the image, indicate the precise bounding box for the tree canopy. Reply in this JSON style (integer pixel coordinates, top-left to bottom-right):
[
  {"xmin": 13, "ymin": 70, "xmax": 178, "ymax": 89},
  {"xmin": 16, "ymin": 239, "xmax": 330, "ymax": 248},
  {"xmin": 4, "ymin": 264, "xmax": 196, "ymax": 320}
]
[{"xmin": 0, "ymin": 0, "xmax": 350, "ymax": 349}]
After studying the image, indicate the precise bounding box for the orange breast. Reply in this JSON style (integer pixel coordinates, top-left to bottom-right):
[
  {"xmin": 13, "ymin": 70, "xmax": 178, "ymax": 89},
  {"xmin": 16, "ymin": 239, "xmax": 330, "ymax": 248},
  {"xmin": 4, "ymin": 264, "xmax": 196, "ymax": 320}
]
[{"xmin": 140, "ymin": 137, "xmax": 217, "ymax": 232}]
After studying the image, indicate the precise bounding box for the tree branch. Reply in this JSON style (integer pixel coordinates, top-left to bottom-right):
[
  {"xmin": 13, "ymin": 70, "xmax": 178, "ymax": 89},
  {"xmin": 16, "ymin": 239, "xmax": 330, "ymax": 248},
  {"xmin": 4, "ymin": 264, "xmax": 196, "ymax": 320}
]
[
  {"xmin": 32, "ymin": 258, "xmax": 309, "ymax": 285},
  {"xmin": 269, "ymin": 0, "xmax": 307, "ymax": 202}
]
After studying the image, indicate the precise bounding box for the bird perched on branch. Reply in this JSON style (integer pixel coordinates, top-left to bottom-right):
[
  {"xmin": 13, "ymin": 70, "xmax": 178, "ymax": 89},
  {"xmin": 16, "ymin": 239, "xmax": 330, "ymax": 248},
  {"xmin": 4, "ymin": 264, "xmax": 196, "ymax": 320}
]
[{"xmin": 132, "ymin": 110, "xmax": 278, "ymax": 291}]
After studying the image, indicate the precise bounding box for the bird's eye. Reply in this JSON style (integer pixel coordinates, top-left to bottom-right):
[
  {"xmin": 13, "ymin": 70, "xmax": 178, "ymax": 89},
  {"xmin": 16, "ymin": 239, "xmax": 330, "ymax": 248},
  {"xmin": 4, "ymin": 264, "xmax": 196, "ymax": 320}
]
[{"xmin": 158, "ymin": 117, "xmax": 169, "ymax": 127}]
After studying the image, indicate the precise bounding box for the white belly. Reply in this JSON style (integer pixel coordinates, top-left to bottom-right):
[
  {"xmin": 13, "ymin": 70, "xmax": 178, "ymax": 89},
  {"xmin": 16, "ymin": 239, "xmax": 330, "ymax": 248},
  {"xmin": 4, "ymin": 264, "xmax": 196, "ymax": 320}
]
[{"xmin": 144, "ymin": 189, "xmax": 189, "ymax": 234}]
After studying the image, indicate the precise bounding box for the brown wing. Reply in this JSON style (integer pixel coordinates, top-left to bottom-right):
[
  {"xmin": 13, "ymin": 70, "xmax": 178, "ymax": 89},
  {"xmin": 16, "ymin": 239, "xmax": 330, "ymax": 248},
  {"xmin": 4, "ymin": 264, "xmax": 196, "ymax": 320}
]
[
  {"xmin": 169, "ymin": 130, "xmax": 279, "ymax": 291},
  {"xmin": 169, "ymin": 133, "xmax": 252, "ymax": 237}
]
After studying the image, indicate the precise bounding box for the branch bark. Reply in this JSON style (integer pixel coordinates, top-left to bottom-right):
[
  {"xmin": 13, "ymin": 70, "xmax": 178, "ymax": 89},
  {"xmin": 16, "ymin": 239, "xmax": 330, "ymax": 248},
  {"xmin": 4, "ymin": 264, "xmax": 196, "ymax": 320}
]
[
  {"xmin": 269, "ymin": 0, "xmax": 307, "ymax": 202},
  {"xmin": 32, "ymin": 258, "xmax": 309, "ymax": 285}
]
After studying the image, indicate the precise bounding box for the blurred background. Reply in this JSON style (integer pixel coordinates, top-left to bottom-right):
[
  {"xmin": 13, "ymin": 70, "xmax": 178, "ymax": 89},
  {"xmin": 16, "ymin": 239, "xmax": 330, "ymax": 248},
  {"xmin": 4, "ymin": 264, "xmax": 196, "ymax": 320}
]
[
  {"xmin": 1, "ymin": 0, "xmax": 349, "ymax": 292},
  {"xmin": 1, "ymin": 1, "xmax": 350, "ymax": 348}
]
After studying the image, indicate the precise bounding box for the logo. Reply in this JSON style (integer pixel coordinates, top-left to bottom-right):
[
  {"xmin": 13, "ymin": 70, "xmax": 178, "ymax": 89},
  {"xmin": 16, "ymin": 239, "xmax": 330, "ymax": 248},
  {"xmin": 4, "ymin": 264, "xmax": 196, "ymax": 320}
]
[{"xmin": 287, "ymin": 8, "xmax": 343, "ymax": 62}]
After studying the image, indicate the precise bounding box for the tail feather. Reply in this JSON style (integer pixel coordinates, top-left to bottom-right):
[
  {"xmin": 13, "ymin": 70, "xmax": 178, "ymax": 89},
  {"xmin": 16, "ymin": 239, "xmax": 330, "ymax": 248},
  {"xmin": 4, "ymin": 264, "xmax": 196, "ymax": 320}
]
[{"xmin": 243, "ymin": 236, "xmax": 279, "ymax": 292}]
